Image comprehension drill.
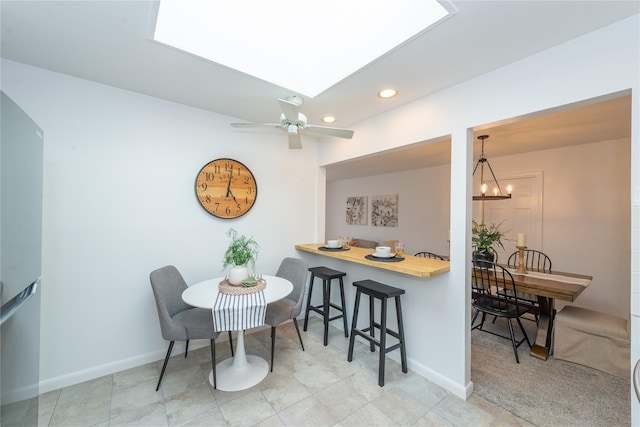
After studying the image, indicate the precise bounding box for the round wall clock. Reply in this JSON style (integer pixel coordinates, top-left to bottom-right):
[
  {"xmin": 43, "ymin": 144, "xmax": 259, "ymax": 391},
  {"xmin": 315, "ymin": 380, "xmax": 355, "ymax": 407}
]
[{"xmin": 195, "ymin": 158, "xmax": 258, "ymax": 219}]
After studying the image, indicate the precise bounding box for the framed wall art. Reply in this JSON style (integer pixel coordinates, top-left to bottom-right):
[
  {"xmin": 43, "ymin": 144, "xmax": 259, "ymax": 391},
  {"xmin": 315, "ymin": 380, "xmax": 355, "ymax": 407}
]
[
  {"xmin": 371, "ymin": 194, "xmax": 398, "ymax": 227},
  {"xmin": 346, "ymin": 196, "xmax": 368, "ymax": 225}
]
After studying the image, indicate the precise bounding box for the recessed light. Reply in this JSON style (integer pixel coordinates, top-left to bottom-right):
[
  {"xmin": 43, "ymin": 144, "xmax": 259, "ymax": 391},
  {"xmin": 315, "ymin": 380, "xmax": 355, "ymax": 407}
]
[
  {"xmin": 322, "ymin": 116, "xmax": 336, "ymax": 124},
  {"xmin": 378, "ymin": 89, "xmax": 398, "ymax": 99}
]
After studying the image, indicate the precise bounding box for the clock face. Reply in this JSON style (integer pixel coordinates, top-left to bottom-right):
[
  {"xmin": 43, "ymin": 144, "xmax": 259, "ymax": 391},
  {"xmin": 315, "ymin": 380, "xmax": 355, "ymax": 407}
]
[{"xmin": 195, "ymin": 158, "xmax": 257, "ymax": 219}]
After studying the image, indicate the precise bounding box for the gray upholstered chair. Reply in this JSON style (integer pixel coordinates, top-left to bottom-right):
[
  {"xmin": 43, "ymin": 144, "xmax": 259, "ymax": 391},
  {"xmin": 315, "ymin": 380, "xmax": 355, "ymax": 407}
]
[
  {"xmin": 265, "ymin": 257, "xmax": 308, "ymax": 371},
  {"xmin": 150, "ymin": 265, "xmax": 233, "ymax": 390},
  {"xmin": 353, "ymin": 238, "xmax": 378, "ymax": 249}
]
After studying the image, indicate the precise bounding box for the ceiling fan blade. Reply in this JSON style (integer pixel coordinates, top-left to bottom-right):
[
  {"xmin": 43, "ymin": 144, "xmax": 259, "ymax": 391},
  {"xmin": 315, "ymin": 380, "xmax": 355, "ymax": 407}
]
[
  {"xmin": 304, "ymin": 125, "xmax": 354, "ymax": 139},
  {"xmin": 288, "ymin": 130, "xmax": 302, "ymax": 149},
  {"xmin": 278, "ymin": 98, "xmax": 300, "ymax": 123},
  {"xmin": 230, "ymin": 122, "xmax": 282, "ymax": 129}
]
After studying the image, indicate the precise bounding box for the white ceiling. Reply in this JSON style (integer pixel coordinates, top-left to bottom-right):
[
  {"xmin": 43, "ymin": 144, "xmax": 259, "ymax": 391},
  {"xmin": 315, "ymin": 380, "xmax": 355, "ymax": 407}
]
[
  {"xmin": 1, "ymin": 1, "xmax": 637, "ymax": 179},
  {"xmin": 325, "ymin": 93, "xmax": 632, "ymax": 180}
]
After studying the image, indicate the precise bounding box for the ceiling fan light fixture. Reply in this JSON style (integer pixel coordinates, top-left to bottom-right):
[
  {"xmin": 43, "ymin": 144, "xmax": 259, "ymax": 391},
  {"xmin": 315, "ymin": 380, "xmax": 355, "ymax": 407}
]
[{"xmin": 378, "ymin": 89, "xmax": 398, "ymax": 99}]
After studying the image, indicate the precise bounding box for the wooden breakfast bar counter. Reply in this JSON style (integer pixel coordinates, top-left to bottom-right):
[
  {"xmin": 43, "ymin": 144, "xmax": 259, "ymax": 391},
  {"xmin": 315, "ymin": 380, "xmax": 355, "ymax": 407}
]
[{"xmin": 294, "ymin": 243, "xmax": 450, "ymax": 278}]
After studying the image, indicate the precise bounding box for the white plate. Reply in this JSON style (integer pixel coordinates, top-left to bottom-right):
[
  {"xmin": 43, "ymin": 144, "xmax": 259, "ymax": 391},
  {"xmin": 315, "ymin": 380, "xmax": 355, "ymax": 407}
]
[{"xmin": 372, "ymin": 252, "xmax": 396, "ymax": 258}]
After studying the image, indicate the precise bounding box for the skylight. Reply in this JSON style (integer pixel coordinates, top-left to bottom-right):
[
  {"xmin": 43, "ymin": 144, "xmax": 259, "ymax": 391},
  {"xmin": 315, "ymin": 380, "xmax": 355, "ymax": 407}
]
[{"xmin": 153, "ymin": 0, "xmax": 451, "ymax": 98}]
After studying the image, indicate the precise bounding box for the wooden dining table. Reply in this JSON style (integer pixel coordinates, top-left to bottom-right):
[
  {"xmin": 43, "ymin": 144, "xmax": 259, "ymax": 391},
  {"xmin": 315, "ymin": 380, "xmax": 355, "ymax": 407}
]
[{"xmin": 499, "ymin": 265, "xmax": 592, "ymax": 360}]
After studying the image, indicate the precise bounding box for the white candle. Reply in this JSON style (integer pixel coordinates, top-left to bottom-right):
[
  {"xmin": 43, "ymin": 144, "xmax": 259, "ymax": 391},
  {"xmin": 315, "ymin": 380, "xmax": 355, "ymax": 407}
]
[{"xmin": 517, "ymin": 233, "xmax": 526, "ymax": 247}]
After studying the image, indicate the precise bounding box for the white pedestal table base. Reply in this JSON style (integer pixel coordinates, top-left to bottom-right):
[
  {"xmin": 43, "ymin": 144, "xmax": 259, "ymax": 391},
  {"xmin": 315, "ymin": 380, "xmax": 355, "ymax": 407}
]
[{"xmin": 208, "ymin": 329, "xmax": 269, "ymax": 391}]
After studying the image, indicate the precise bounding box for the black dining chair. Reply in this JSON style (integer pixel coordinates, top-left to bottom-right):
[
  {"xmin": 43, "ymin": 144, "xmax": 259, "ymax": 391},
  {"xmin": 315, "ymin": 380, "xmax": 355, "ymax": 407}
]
[
  {"xmin": 507, "ymin": 249, "xmax": 552, "ymax": 272},
  {"xmin": 506, "ymin": 249, "xmax": 551, "ymax": 321},
  {"xmin": 471, "ymin": 260, "xmax": 531, "ymax": 363},
  {"xmin": 414, "ymin": 251, "xmax": 446, "ymax": 260}
]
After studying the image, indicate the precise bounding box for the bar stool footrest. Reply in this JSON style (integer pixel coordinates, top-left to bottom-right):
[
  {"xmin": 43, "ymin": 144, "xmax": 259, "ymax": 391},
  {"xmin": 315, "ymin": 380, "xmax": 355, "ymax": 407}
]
[
  {"xmin": 329, "ymin": 303, "xmax": 345, "ymax": 312},
  {"xmin": 308, "ymin": 305, "xmax": 325, "ymax": 315},
  {"xmin": 353, "ymin": 327, "xmax": 402, "ymax": 349}
]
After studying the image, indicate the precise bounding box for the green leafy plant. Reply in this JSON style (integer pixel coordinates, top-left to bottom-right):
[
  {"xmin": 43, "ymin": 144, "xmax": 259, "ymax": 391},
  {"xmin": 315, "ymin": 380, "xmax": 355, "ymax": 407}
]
[
  {"xmin": 222, "ymin": 228, "xmax": 260, "ymax": 269},
  {"xmin": 472, "ymin": 220, "xmax": 506, "ymax": 255}
]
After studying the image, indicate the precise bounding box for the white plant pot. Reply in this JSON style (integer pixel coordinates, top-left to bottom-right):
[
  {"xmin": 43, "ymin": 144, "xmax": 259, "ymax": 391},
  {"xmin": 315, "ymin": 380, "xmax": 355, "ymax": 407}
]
[{"xmin": 228, "ymin": 265, "xmax": 249, "ymax": 285}]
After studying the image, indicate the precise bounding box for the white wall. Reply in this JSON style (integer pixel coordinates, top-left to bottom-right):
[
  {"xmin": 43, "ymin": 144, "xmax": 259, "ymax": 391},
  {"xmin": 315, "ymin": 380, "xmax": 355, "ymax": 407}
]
[
  {"xmin": 1, "ymin": 59, "xmax": 320, "ymax": 392},
  {"xmin": 317, "ymin": 14, "xmax": 639, "ymax": 404},
  {"xmin": 489, "ymin": 139, "xmax": 631, "ymax": 318},
  {"xmin": 326, "ymin": 163, "xmax": 451, "ymax": 257},
  {"xmin": 327, "ymin": 138, "xmax": 630, "ymax": 318}
]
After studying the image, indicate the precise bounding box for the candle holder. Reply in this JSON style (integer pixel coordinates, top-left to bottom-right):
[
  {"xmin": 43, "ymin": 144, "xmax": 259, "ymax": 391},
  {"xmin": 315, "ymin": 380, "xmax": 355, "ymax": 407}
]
[{"xmin": 515, "ymin": 245, "xmax": 528, "ymax": 274}]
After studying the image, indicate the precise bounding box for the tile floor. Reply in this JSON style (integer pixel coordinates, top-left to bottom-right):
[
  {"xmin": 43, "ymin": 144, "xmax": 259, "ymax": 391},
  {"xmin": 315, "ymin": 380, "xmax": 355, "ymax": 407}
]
[{"xmin": 37, "ymin": 317, "xmax": 532, "ymax": 426}]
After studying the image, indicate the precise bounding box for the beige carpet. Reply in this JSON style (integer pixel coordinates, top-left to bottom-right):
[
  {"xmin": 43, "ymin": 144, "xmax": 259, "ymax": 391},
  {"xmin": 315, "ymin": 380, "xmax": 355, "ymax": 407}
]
[{"xmin": 471, "ymin": 317, "xmax": 630, "ymax": 427}]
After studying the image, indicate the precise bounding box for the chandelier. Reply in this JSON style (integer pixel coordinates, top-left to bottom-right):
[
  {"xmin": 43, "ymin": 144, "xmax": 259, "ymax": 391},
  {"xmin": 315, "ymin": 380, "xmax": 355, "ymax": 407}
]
[{"xmin": 472, "ymin": 135, "xmax": 512, "ymax": 201}]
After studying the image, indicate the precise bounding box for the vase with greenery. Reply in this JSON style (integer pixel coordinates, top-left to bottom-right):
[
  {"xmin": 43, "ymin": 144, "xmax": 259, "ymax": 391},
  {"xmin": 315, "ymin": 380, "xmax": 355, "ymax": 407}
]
[
  {"xmin": 472, "ymin": 220, "xmax": 506, "ymax": 263},
  {"xmin": 222, "ymin": 228, "xmax": 260, "ymax": 284}
]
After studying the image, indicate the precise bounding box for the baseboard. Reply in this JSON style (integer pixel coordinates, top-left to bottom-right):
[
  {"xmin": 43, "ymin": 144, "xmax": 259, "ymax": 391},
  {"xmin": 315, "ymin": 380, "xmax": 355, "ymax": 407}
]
[
  {"xmin": 38, "ymin": 345, "xmax": 179, "ymax": 395},
  {"xmin": 39, "ymin": 315, "xmax": 470, "ymax": 400},
  {"xmin": 386, "ymin": 351, "xmax": 471, "ymax": 400},
  {"xmin": 37, "ymin": 334, "xmax": 236, "ymax": 395},
  {"xmin": 305, "ymin": 311, "xmax": 470, "ymax": 399}
]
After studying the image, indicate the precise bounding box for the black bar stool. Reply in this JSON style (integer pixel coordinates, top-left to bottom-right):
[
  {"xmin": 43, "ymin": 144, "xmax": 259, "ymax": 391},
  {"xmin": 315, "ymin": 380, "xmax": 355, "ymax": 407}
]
[
  {"xmin": 347, "ymin": 279, "xmax": 407, "ymax": 387},
  {"xmin": 303, "ymin": 266, "xmax": 349, "ymax": 346}
]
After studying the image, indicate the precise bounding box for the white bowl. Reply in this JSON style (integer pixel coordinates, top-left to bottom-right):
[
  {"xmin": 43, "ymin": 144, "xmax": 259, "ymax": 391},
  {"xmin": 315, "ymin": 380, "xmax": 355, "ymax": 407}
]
[
  {"xmin": 375, "ymin": 246, "xmax": 391, "ymax": 257},
  {"xmin": 327, "ymin": 240, "xmax": 340, "ymax": 248}
]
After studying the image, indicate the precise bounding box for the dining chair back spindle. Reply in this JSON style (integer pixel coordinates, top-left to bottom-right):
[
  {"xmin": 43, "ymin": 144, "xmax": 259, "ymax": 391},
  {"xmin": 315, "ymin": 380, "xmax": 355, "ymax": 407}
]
[
  {"xmin": 414, "ymin": 251, "xmax": 446, "ymax": 260},
  {"xmin": 506, "ymin": 249, "xmax": 551, "ymax": 322},
  {"xmin": 507, "ymin": 249, "xmax": 552, "ymax": 272}
]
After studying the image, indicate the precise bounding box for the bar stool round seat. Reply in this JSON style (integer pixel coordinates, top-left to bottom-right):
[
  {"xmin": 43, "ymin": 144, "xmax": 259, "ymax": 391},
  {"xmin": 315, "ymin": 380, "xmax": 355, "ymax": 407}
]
[
  {"xmin": 303, "ymin": 266, "xmax": 349, "ymax": 346},
  {"xmin": 347, "ymin": 279, "xmax": 407, "ymax": 387}
]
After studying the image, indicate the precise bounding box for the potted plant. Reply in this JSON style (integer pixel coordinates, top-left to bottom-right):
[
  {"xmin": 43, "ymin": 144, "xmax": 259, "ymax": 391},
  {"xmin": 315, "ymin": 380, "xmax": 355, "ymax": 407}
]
[
  {"xmin": 472, "ymin": 220, "xmax": 506, "ymax": 263},
  {"xmin": 222, "ymin": 228, "xmax": 260, "ymax": 285}
]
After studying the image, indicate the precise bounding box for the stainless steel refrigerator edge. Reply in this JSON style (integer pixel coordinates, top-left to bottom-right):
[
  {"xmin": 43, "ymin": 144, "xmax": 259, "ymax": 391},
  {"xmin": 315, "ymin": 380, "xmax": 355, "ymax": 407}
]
[{"xmin": 1, "ymin": 91, "xmax": 43, "ymax": 426}]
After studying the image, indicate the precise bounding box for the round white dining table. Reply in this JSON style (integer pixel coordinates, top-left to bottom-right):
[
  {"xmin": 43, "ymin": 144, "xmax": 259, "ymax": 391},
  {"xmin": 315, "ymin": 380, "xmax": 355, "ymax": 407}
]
[{"xmin": 181, "ymin": 275, "xmax": 292, "ymax": 391}]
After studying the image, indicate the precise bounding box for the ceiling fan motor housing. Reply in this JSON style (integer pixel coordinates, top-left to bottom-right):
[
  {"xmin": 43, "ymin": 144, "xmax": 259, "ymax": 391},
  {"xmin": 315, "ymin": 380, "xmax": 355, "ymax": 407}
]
[{"xmin": 279, "ymin": 112, "xmax": 307, "ymax": 129}]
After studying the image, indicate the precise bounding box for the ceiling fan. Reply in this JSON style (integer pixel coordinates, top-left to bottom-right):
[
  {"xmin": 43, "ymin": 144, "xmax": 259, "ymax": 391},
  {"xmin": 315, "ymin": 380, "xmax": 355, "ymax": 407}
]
[{"xmin": 230, "ymin": 96, "xmax": 354, "ymax": 149}]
